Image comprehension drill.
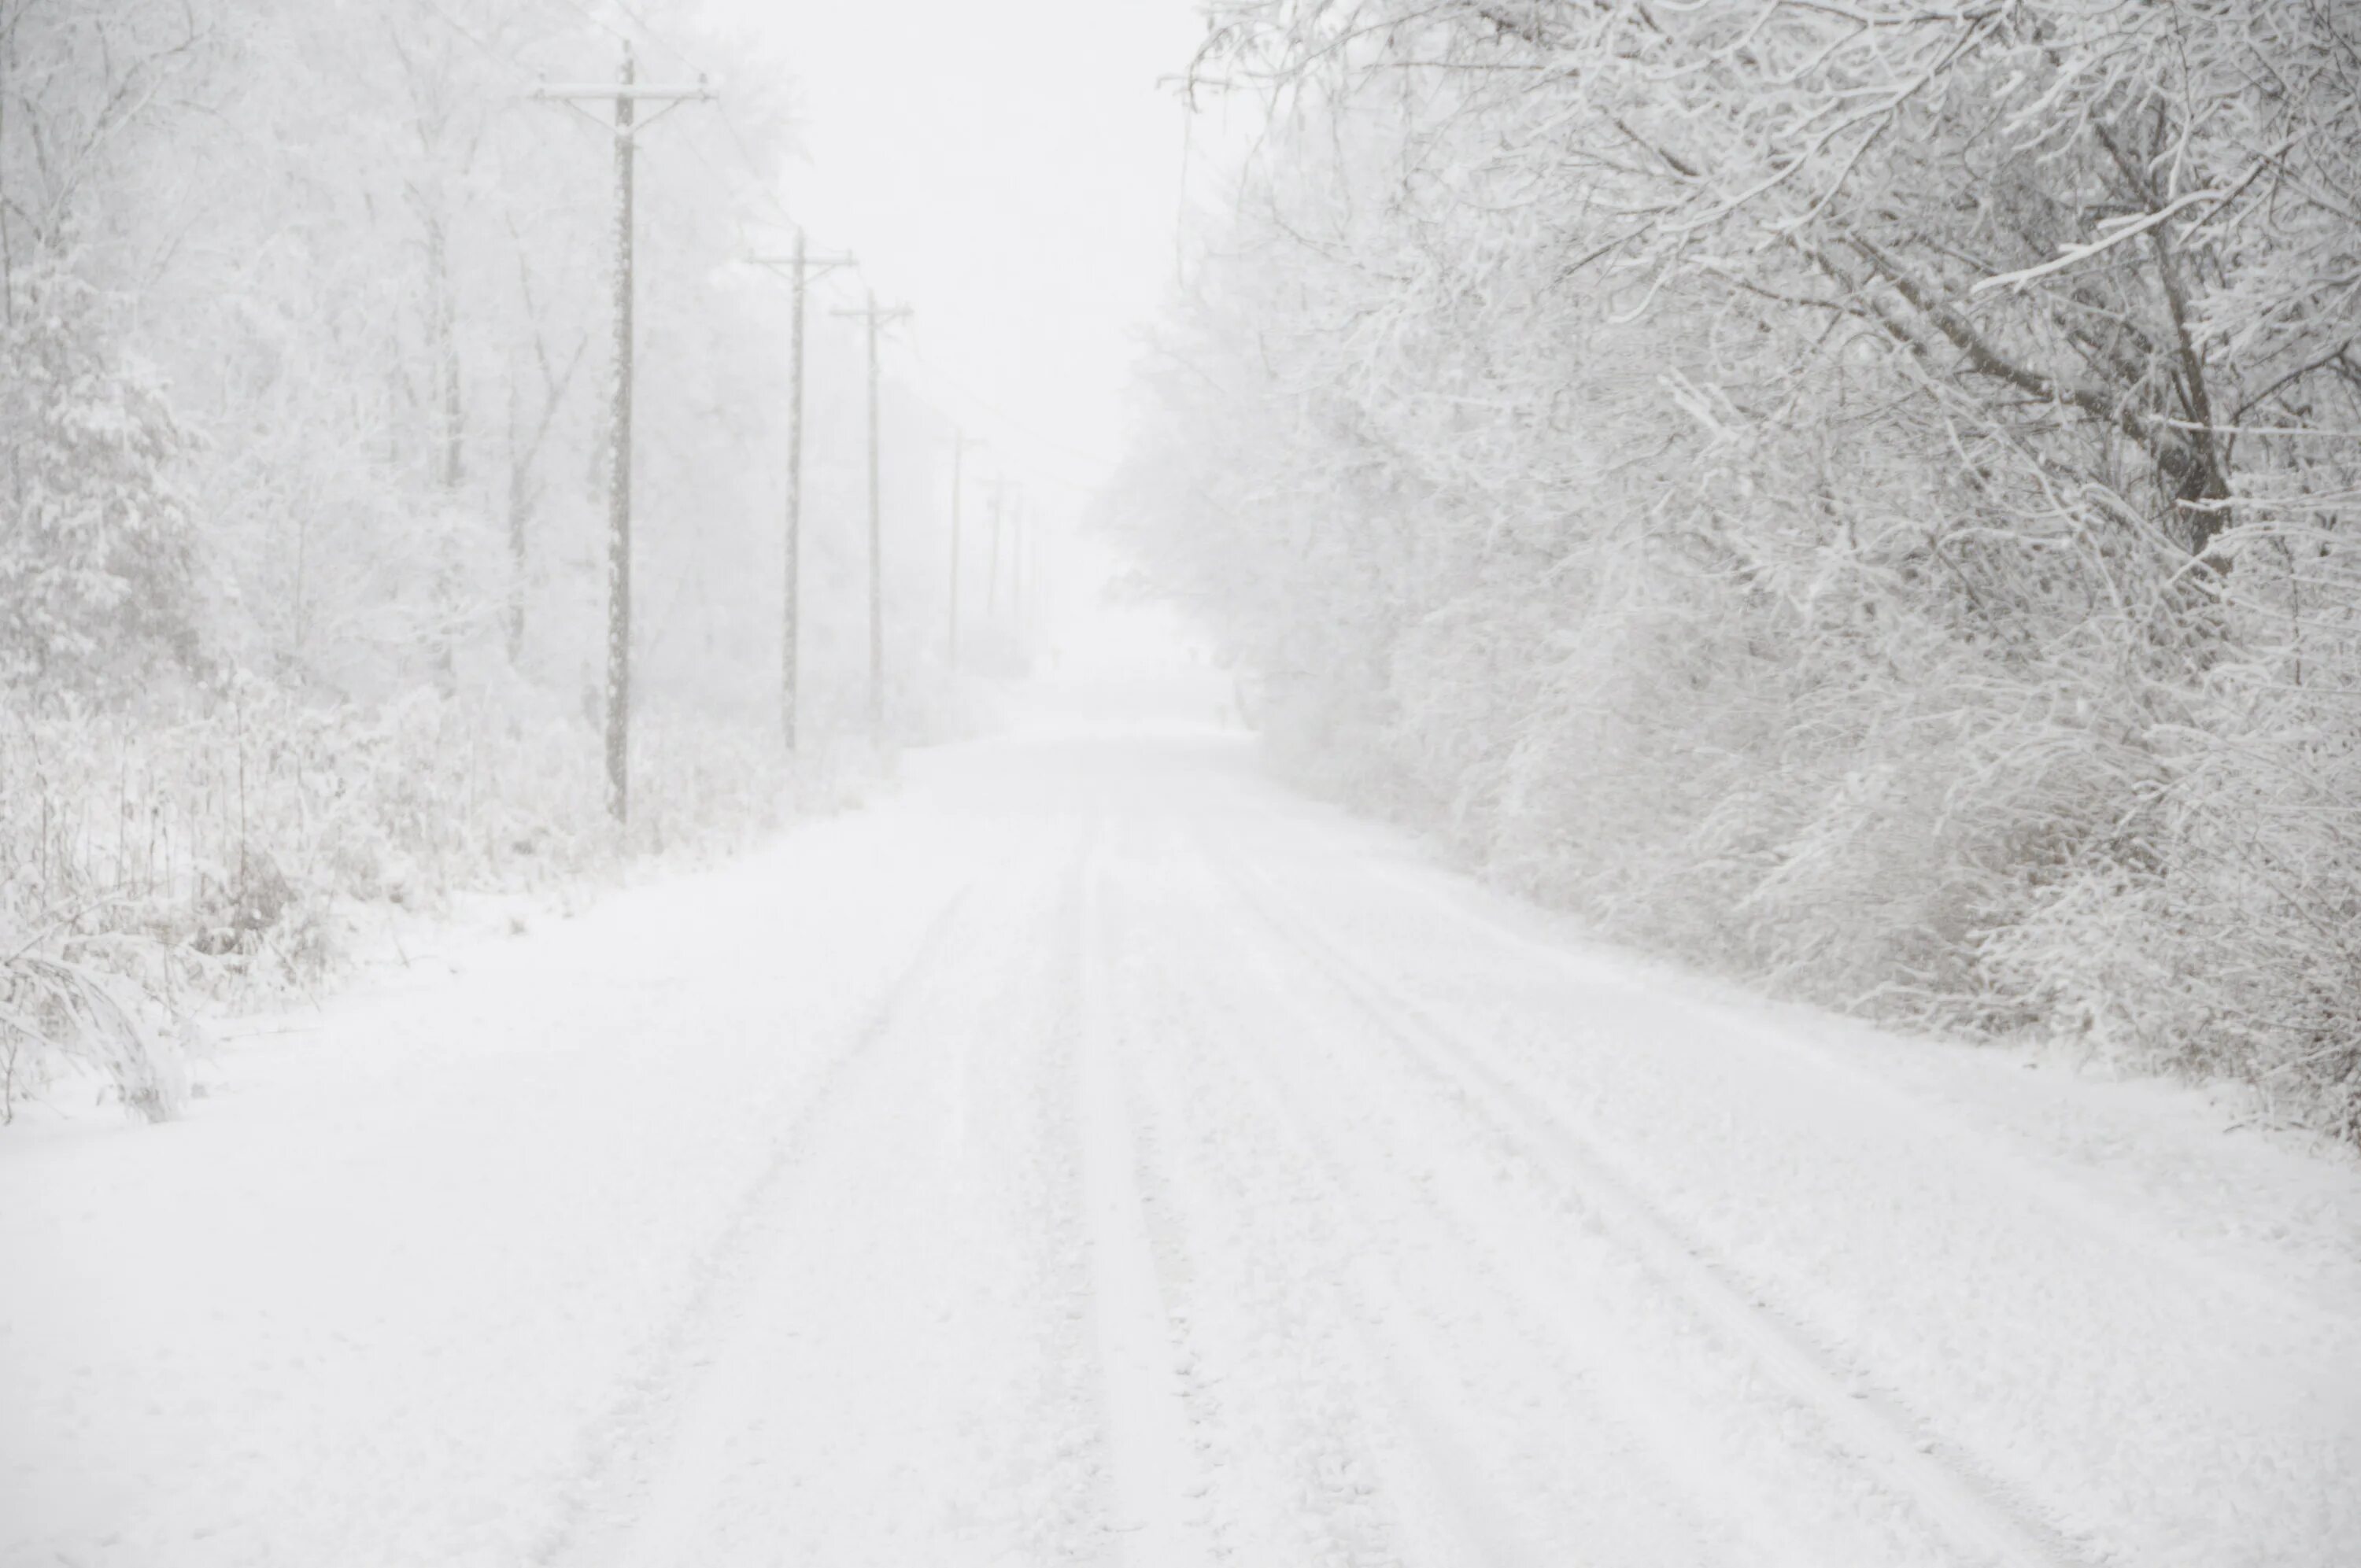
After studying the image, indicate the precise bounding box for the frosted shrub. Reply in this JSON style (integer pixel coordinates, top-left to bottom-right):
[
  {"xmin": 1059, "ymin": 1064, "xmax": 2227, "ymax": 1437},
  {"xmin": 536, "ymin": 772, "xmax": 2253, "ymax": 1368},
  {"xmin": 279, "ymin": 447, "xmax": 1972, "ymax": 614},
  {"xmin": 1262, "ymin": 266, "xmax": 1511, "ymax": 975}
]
[
  {"xmin": 0, "ymin": 686, "xmax": 819, "ymax": 1118},
  {"xmin": 0, "ymin": 952, "xmax": 186, "ymax": 1124}
]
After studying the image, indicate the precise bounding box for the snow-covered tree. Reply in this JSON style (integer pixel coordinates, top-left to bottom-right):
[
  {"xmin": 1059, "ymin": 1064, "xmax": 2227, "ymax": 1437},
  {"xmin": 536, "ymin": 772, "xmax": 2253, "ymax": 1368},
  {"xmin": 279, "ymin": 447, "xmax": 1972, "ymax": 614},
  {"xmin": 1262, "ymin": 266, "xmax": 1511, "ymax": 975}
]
[
  {"xmin": 0, "ymin": 262, "xmax": 204, "ymax": 696},
  {"xmin": 1122, "ymin": 0, "xmax": 2361, "ymax": 1137}
]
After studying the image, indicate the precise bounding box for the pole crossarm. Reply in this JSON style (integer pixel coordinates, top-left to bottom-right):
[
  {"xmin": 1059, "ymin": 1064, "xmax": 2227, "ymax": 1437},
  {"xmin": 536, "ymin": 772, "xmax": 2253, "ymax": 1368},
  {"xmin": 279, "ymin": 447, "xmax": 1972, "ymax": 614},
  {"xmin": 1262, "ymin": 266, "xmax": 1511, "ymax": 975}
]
[
  {"xmin": 530, "ymin": 82, "xmax": 717, "ymax": 101},
  {"xmin": 530, "ymin": 72, "xmax": 715, "ymax": 138},
  {"xmin": 747, "ymin": 251, "xmax": 857, "ymax": 275}
]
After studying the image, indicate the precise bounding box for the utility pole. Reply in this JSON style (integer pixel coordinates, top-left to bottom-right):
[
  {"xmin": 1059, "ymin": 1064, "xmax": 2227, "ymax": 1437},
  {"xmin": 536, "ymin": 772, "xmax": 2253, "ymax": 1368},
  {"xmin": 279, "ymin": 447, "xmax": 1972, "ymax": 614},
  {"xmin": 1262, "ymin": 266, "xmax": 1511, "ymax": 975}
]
[
  {"xmin": 947, "ymin": 432, "xmax": 983, "ymax": 673},
  {"xmin": 994, "ymin": 482, "xmax": 1026, "ymax": 628},
  {"xmin": 1011, "ymin": 490, "xmax": 1029, "ymax": 646},
  {"xmin": 985, "ymin": 478, "xmax": 1009, "ymax": 618},
  {"xmin": 746, "ymin": 233, "xmax": 855, "ymax": 753},
  {"xmin": 534, "ymin": 47, "xmax": 715, "ymax": 825},
  {"xmin": 830, "ymin": 291, "xmax": 909, "ymax": 738}
]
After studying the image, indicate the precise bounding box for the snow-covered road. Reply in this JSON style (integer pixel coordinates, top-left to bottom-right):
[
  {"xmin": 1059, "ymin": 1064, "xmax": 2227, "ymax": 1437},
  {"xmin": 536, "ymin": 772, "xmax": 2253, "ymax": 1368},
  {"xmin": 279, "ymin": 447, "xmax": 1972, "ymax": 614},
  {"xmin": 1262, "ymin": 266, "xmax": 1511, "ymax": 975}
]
[{"xmin": 6, "ymin": 717, "xmax": 2360, "ymax": 1566}]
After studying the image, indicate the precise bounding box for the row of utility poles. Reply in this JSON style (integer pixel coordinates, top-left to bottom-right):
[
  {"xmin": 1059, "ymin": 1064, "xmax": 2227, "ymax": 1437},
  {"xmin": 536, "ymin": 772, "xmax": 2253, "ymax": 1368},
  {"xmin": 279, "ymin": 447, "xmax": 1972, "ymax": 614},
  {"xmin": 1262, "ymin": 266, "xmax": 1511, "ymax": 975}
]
[{"xmin": 536, "ymin": 45, "xmax": 1021, "ymax": 825}]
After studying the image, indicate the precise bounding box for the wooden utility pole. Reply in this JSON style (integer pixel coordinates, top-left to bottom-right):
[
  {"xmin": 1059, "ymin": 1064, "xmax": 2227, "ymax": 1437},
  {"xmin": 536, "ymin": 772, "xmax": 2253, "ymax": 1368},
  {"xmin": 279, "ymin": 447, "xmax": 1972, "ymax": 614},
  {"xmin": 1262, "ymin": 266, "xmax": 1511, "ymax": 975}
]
[
  {"xmin": 947, "ymin": 433, "xmax": 983, "ymax": 672},
  {"xmin": 533, "ymin": 46, "xmax": 715, "ymax": 824},
  {"xmin": 830, "ymin": 292, "xmax": 909, "ymax": 738},
  {"xmin": 747, "ymin": 234, "xmax": 855, "ymax": 752},
  {"xmin": 992, "ymin": 481, "xmax": 1026, "ymax": 628},
  {"xmin": 1011, "ymin": 490, "xmax": 1029, "ymax": 644},
  {"xmin": 985, "ymin": 478, "xmax": 1008, "ymax": 618}
]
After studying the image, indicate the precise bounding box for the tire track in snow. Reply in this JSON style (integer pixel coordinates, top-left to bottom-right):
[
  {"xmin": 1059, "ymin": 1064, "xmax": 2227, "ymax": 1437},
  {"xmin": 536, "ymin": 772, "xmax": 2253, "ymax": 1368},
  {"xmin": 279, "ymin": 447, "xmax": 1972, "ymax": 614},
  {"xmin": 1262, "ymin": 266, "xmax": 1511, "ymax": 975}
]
[
  {"xmin": 530, "ymin": 873, "xmax": 985, "ymax": 1567},
  {"xmin": 1098, "ymin": 826, "xmax": 1454, "ymax": 1567},
  {"xmin": 1069, "ymin": 817, "xmax": 1221, "ymax": 1565},
  {"xmin": 1217, "ymin": 846, "xmax": 2093, "ymax": 1568},
  {"xmin": 1153, "ymin": 833, "xmax": 1795, "ymax": 1567},
  {"xmin": 1358, "ymin": 851, "xmax": 2361, "ymax": 1339}
]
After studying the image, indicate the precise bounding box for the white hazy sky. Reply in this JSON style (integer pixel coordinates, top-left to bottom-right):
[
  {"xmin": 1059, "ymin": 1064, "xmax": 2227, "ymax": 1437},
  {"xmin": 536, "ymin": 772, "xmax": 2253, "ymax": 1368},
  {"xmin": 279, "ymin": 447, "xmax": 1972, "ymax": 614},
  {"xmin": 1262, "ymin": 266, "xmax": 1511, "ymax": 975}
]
[
  {"xmin": 729, "ymin": 0, "xmax": 1216, "ymax": 502},
  {"xmin": 711, "ymin": 0, "xmax": 1239, "ymax": 663}
]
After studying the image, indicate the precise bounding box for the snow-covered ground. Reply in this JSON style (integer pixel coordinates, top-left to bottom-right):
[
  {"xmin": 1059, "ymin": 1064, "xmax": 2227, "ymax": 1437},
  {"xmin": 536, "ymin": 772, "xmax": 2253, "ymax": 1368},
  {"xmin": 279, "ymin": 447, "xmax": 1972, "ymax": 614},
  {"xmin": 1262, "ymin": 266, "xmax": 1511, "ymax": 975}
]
[{"xmin": 5, "ymin": 690, "xmax": 2359, "ymax": 1567}]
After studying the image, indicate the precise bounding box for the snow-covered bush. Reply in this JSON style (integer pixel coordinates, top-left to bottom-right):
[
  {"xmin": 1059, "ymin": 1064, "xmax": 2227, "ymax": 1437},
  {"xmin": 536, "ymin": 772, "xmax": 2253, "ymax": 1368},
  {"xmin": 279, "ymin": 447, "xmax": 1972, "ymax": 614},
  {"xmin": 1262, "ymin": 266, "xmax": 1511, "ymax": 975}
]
[
  {"xmin": 0, "ymin": 952, "xmax": 187, "ymax": 1123},
  {"xmin": 0, "ymin": 681, "xmax": 861, "ymax": 1120}
]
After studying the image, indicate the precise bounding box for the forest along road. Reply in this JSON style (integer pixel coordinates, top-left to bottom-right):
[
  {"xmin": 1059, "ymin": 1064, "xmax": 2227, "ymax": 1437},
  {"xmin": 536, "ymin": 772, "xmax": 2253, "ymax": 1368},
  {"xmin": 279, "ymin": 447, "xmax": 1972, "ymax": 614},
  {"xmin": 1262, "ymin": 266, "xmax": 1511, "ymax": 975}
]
[{"xmin": 5, "ymin": 712, "xmax": 2361, "ymax": 1568}]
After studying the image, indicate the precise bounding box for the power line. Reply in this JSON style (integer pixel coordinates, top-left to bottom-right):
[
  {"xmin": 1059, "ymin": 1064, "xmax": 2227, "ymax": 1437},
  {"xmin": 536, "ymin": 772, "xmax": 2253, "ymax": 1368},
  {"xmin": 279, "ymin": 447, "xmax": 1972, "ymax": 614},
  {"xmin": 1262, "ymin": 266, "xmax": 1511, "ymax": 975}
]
[
  {"xmin": 601, "ymin": 0, "xmax": 711, "ymax": 76},
  {"xmin": 540, "ymin": 6, "xmax": 836, "ymax": 283},
  {"xmin": 532, "ymin": 0, "xmax": 661, "ymax": 64},
  {"xmin": 899, "ymin": 324, "xmax": 1124, "ymax": 484},
  {"xmin": 667, "ymin": 113, "xmax": 810, "ymax": 256},
  {"xmin": 416, "ymin": 0, "xmax": 844, "ymax": 289},
  {"xmin": 412, "ymin": 0, "xmax": 535, "ymax": 84},
  {"xmin": 717, "ymin": 110, "xmax": 803, "ymax": 237}
]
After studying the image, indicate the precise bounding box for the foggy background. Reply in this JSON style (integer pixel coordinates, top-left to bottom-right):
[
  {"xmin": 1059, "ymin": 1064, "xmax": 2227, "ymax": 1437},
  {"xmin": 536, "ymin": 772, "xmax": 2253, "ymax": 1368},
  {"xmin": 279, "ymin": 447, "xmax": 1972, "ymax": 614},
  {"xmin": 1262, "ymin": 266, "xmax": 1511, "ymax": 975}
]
[{"xmin": 6, "ymin": 3, "xmax": 2361, "ymax": 1565}]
